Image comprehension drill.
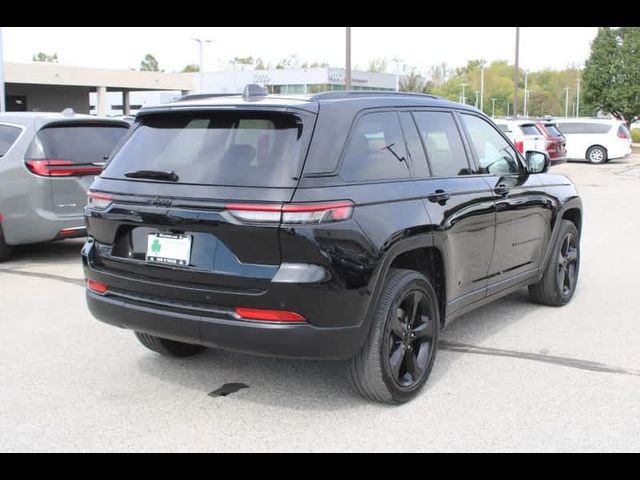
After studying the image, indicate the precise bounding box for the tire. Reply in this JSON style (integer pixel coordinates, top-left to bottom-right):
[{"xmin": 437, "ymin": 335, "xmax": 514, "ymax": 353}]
[
  {"xmin": 529, "ymin": 220, "xmax": 580, "ymax": 307},
  {"xmin": 134, "ymin": 332, "xmax": 206, "ymax": 357},
  {"xmin": 349, "ymin": 269, "xmax": 440, "ymax": 405},
  {"xmin": 0, "ymin": 225, "xmax": 13, "ymax": 263},
  {"xmin": 587, "ymin": 146, "xmax": 607, "ymax": 164}
]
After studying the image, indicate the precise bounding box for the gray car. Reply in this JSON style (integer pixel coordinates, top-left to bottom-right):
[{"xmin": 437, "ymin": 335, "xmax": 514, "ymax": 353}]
[{"xmin": 0, "ymin": 111, "xmax": 130, "ymax": 261}]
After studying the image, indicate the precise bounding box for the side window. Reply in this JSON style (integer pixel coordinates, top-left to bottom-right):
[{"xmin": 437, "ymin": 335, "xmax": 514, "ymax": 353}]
[
  {"xmin": 0, "ymin": 124, "xmax": 22, "ymax": 157},
  {"xmin": 341, "ymin": 112, "xmax": 410, "ymax": 182},
  {"xmin": 461, "ymin": 114, "xmax": 521, "ymax": 176},
  {"xmin": 398, "ymin": 112, "xmax": 429, "ymax": 178},
  {"xmin": 412, "ymin": 111, "xmax": 471, "ymax": 177}
]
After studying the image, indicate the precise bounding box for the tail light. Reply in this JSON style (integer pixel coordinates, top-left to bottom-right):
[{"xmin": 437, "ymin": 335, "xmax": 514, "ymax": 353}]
[
  {"xmin": 617, "ymin": 128, "xmax": 630, "ymax": 139},
  {"xmin": 225, "ymin": 201, "xmax": 354, "ymax": 225},
  {"xmin": 234, "ymin": 307, "xmax": 306, "ymax": 323},
  {"xmin": 87, "ymin": 279, "xmax": 108, "ymax": 295},
  {"xmin": 515, "ymin": 141, "xmax": 524, "ymax": 154},
  {"xmin": 25, "ymin": 159, "xmax": 103, "ymax": 177},
  {"xmin": 87, "ymin": 191, "xmax": 113, "ymax": 210}
]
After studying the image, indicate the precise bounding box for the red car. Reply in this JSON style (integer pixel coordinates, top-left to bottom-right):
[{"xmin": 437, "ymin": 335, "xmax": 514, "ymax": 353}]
[{"xmin": 536, "ymin": 121, "xmax": 567, "ymax": 164}]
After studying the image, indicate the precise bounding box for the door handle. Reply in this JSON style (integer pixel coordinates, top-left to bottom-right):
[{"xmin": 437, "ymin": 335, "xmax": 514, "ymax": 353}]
[
  {"xmin": 494, "ymin": 184, "xmax": 510, "ymax": 197},
  {"xmin": 428, "ymin": 190, "xmax": 451, "ymax": 204}
]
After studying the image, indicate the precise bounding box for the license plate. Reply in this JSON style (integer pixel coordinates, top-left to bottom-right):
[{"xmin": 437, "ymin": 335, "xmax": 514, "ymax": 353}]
[{"xmin": 146, "ymin": 233, "xmax": 192, "ymax": 266}]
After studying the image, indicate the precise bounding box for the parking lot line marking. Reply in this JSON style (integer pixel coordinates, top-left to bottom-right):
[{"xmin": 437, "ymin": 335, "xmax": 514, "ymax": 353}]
[{"xmin": 440, "ymin": 341, "xmax": 640, "ymax": 378}]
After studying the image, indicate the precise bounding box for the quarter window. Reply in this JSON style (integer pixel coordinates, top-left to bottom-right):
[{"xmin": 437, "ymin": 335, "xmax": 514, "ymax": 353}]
[
  {"xmin": 461, "ymin": 114, "xmax": 521, "ymax": 176},
  {"xmin": 341, "ymin": 112, "xmax": 410, "ymax": 182},
  {"xmin": 412, "ymin": 112, "xmax": 471, "ymax": 177},
  {"xmin": 0, "ymin": 124, "xmax": 22, "ymax": 158}
]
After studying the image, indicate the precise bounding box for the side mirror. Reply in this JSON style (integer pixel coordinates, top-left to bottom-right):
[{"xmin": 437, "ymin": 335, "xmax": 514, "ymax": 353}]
[{"xmin": 526, "ymin": 150, "xmax": 550, "ymax": 174}]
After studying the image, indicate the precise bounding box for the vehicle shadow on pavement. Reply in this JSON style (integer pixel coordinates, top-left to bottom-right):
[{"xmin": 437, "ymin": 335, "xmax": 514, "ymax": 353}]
[
  {"xmin": 7, "ymin": 239, "xmax": 85, "ymax": 266},
  {"xmin": 135, "ymin": 288, "xmax": 547, "ymax": 409}
]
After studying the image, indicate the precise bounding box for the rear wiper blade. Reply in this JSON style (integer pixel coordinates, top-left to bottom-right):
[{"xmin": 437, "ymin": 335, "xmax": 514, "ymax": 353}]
[{"xmin": 124, "ymin": 170, "xmax": 179, "ymax": 182}]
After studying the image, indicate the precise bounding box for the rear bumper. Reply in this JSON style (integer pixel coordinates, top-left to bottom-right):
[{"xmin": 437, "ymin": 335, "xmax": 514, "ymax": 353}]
[
  {"xmin": 86, "ymin": 290, "xmax": 365, "ymax": 360},
  {"xmin": 2, "ymin": 210, "xmax": 86, "ymax": 246}
]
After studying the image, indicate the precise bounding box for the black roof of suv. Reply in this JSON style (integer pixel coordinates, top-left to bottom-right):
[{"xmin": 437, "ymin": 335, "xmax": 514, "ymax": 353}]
[{"xmin": 84, "ymin": 88, "xmax": 583, "ymax": 404}]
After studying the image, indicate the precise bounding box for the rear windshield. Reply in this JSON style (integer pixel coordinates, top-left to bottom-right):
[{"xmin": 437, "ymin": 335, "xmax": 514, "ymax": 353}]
[
  {"xmin": 102, "ymin": 111, "xmax": 308, "ymax": 187},
  {"xmin": 544, "ymin": 124, "xmax": 563, "ymax": 137},
  {"xmin": 519, "ymin": 125, "xmax": 541, "ymax": 136},
  {"xmin": 29, "ymin": 123, "xmax": 129, "ymax": 164},
  {"xmin": 497, "ymin": 124, "xmax": 511, "ymax": 133},
  {"xmin": 0, "ymin": 124, "xmax": 22, "ymax": 157}
]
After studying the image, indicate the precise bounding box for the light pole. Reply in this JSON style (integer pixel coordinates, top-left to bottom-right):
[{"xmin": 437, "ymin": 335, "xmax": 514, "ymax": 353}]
[
  {"xmin": 192, "ymin": 37, "xmax": 213, "ymax": 93},
  {"xmin": 474, "ymin": 91, "xmax": 480, "ymax": 109},
  {"xmin": 392, "ymin": 57, "xmax": 402, "ymax": 92},
  {"xmin": 523, "ymin": 71, "xmax": 528, "ymax": 118},
  {"xmin": 507, "ymin": 102, "xmax": 510, "ymax": 117},
  {"xmin": 345, "ymin": 27, "xmax": 352, "ymax": 91},
  {"xmin": 480, "ymin": 62, "xmax": 486, "ymax": 113},
  {"xmin": 0, "ymin": 28, "xmax": 5, "ymax": 112},
  {"xmin": 576, "ymin": 78, "xmax": 581, "ymax": 117},
  {"xmin": 491, "ymin": 98, "xmax": 497, "ymax": 118},
  {"xmin": 564, "ymin": 87, "xmax": 570, "ymax": 118},
  {"xmin": 460, "ymin": 83, "xmax": 468, "ymax": 105},
  {"xmin": 513, "ymin": 27, "xmax": 520, "ymax": 118}
]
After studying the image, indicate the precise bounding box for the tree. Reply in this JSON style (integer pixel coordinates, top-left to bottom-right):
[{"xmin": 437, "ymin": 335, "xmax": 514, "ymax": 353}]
[
  {"xmin": 400, "ymin": 69, "xmax": 433, "ymax": 94},
  {"xmin": 140, "ymin": 54, "xmax": 160, "ymax": 72},
  {"xmin": 276, "ymin": 55, "xmax": 300, "ymax": 70},
  {"xmin": 583, "ymin": 27, "xmax": 640, "ymax": 121},
  {"xmin": 368, "ymin": 58, "xmax": 388, "ymax": 73},
  {"xmin": 181, "ymin": 64, "xmax": 200, "ymax": 73},
  {"xmin": 32, "ymin": 52, "xmax": 58, "ymax": 63}
]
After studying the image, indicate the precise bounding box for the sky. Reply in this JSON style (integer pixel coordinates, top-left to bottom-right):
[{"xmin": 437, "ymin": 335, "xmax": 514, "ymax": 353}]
[{"xmin": 2, "ymin": 27, "xmax": 599, "ymax": 73}]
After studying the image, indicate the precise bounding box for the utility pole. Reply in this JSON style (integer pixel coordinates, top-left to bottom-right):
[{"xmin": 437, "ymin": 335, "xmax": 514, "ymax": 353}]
[
  {"xmin": 564, "ymin": 87, "xmax": 570, "ymax": 118},
  {"xmin": 576, "ymin": 78, "xmax": 581, "ymax": 117},
  {"xmin": 513, "ymin": 27, "xmax": 520, "ymax": 118},
  {"xmin": 192, "ymin": 37, "xmax": 212, "ymax": 93},
  {"xmin": 345, "ymin": 27, "xmax": 352, "ymax": 91},
  {"xmin": 491, "ymin": 98, "xmax": 497, "ymax": 118},
  {"xmin": 0, "ymin": 28, "xmax": 5, "ymax": 112},
  {"xmin": 480, "ymin": 62, "xmax": 485, "ymax": 113}
]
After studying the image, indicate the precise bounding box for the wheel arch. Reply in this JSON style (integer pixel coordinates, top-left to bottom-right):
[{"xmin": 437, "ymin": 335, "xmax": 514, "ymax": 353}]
[{"xmin": 365, "ymin": 234, "xmax": 447, "ymax": 327}]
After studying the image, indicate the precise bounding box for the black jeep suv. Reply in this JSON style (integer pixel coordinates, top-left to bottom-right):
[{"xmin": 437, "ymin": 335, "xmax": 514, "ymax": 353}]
[{"xmin": 83, "ymin": 87, "xmax": 582, "ymax": 404}]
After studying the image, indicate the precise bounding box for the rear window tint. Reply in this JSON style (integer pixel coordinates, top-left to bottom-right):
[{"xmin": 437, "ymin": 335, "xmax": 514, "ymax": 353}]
[
  {"xmin": 0, "ymin": 124, "xmax": 22, "ymax": 157},
  {"xmin": 544, "ymin": 124, "xmax": 563, "ymax": 137},
  {"xmin": 103, "ymin": 111, "xmax": 308, "ymax": 187},
  {"xmin": 30, "ymin": 123, "xmax": 128, "ymax": 164},
  {"xmin": 340, "ymin": 112, "xmax": 410, "ymax": 183},
  {"xmin": 519, "ymin": 125, "xmax": 541, "ymax": 136},
  {"xmin": 557, "ymin": 123, "xmax": 612, "ymax": 135}
]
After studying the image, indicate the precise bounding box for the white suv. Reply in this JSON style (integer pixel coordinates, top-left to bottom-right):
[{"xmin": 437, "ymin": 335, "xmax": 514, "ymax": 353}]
[
  {"xmin": 494, "ymin": 119, "xmax": 546, "ymax": 157},
  {"xmin": 555, "ymin": 118, "xmax": 632, "ymax": 164}
]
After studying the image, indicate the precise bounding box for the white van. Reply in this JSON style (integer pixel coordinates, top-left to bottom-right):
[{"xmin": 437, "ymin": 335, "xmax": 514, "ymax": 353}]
[{"xmin": 555, "ymin": 118, "xmax": 632, "ymax": 164}]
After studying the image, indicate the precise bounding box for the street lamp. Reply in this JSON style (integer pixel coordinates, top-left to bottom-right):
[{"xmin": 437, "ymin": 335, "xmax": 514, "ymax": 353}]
[
  {"xmin": 564, "ymin": 87, "xmax": 570, "ymax": 118},
  {"xmin": 0, "ymin": 28, "xmax": 5, "ymax": 112},
  {"xmin": 491, "ymin": 98, "xmax": 497, "ymax": 118},
  {"xmin": 523, "ymin": 71, "xmax": 529, "ymax": 118},
  {"xmin": 474, "ymin": 91, "xmax": 480, "ymax": 109},
  {"xmin": 345, "ymin": 27, "xmax": 352, "ymax": 91},
  {"xmin": 392, "ymin": 57, "xmax": 402, "ymax": 92},
  {"xmin": 513, "ymin": 27, "xmax": 520, "ymax": 118},
  {"xmin": 192, "ymin": 37, "xmax": 213, "ymax": 93},
  {"xmin": 576, "ymin": 78, "xmax": 581, "ymax": 118},
  {"xmin": 460, "ymin": 83, "xmax": 468, "ymax": 105},
  {"xmin": 480, "ymin": 62, "xmax": 486, "ymax": 113}
]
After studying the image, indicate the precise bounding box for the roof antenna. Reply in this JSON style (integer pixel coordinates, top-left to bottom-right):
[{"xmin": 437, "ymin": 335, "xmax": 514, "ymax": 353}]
[{"xmin": 243, "ymin": 84, "xmax": 268, "ymax": 101}]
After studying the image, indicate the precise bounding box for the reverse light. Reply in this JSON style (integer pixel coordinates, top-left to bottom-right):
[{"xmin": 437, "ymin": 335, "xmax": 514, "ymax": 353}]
[
  {"xmin": 87, "ymin": 192, "xmax": 113, "ymax": 210},
  {"xmin": 87, "ymin": 279, "xmax": 108, "ymax": 295},
  {"xmin": 234, "ymin": 307, "xmax": 306, "ymax": 323},
  {"xmin": 225, "ymin": 201, "xmax": 354, "ymax": 224},
  {"xmin": 26, "ymin": 159, "xmax": 103, "ymax": 177}
]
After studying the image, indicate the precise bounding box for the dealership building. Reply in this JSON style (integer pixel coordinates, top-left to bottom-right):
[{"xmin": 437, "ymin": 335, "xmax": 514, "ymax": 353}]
[{"xmin": 2, "ymin": 63, "xmax": 397, "ymax": 116}]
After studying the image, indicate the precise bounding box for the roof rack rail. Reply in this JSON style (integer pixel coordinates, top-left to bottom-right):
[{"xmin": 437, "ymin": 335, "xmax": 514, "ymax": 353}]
[
  {"xmin": 309, "ymin": 91, "xmax": 442, "ymax": 101},
  {"xmin": 176, "ymin": 92, "xmax": 241, "ymax": 102}
]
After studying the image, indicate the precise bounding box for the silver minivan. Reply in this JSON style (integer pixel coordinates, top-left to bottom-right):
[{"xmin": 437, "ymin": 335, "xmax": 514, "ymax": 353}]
[{"xmin": 0, "ymin": 111, "xmax": 129, "ymax": 261}]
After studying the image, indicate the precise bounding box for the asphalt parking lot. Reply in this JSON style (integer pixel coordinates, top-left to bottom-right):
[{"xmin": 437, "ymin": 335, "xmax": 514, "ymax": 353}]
[{"xmin": 1, "ymin": 154, "xmax": 640, "ymax": 452}]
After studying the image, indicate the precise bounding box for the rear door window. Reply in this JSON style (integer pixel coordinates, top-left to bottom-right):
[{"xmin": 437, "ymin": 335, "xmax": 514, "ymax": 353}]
[
  {"xmin": 103, "ymin": 111, "xmax": 309, "ymax": 187},
  {"xmin": 340, "ymin": 112, "xmax": 410, "ymax": 182},
  {"xmin": 29, "ymin": 123, "xmax": 128, "ymax": 163},
  {"xmin": 544, "ymin": 124, "xmax": 563, "ymax": 137},
  {"xmin": 0, "ymin": 124, "xmax": 22, "ymax": 157},
  {"xmin": 412, "ymin": 111, "xmax": 471, "ymax": 177},
  {"xmin": 558, "ymin": 123, "xmax": 612, "ymax": 135}
]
